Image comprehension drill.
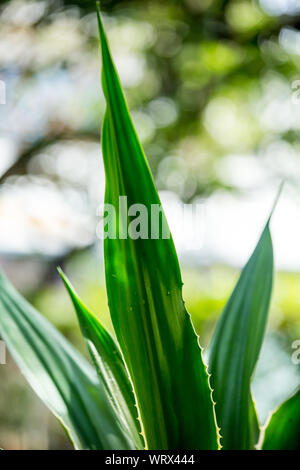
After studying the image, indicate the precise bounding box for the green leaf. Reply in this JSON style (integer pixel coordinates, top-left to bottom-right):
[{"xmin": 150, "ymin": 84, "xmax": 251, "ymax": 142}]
[
  {"xmin": 97, "ymin": 4, "xmax": 218, "ymax": 450},
  {"xmin": 262, "ymin": 388, "xmax": 300, "ymax": 450},
  {"xmin": 209, "ymin": 222, "xmax": 273, "ymax": 449},
  {"xmin": 0, "ymin": 269, "xmax": 137, "ymax": 450},
  {"xmin": 58, "ymin": 268, "xmax": 144, "ymax": 449}
]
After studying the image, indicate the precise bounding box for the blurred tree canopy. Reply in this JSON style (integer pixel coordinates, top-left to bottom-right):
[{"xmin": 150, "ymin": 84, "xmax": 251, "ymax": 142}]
[{"xmin": 1, "ymin": 0, "xmax": 300, "ymax": 266}]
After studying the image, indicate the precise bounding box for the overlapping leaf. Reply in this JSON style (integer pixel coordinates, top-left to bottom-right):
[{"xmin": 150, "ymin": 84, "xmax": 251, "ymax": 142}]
[
  {"xmin": 59, "ymin": 268, "xmax": 144, "ymax": 449},
  {"xmin": 97, "ymin": 4, "xmax": 218, "ymax": 450},
  {"xmin": 209, "ymin": 222, "xmax": 273, "ymax": 449},
  {"xmin": 262, "ymin": 388, "xmax": 300, "ymax": 450},
  {"xmin": 0, "ymin": 270, "xmax": 136, "ymax": 450}
]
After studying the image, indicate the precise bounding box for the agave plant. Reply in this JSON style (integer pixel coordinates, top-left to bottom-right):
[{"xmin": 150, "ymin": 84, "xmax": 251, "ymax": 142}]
[{"xmin": 0, "ymin": 5, "xmax": 299, "ymax": 450}]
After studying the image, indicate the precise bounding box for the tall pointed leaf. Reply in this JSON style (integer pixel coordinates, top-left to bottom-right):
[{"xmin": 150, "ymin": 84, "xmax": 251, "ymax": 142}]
[
  {"xmin": 58, "ymin": 268, "xmax": 144, "ymax": 449},
  {"xmin": 209, "ymin": 222, "xmax": 273, "ymax": 449},
  {"xmin": 262, "ymin": 388, "xmax": 300, "ymax": 450},
  {"xmin": 0, "ymin": 270, "xmax": 136, "ymax": 450},
  {"xmin": 97, "ymin": 5, "xmax": 218, "ymax": 450}
]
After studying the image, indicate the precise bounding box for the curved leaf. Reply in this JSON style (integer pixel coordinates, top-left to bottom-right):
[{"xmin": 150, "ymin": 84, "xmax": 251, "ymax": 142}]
[
  {"xmin": 97, "ymin": 5, "xmax": 218, "ymax": 450},
  {"xmin": 58, "ymin": 268, "xmax": 144, "ymax": 449},
  {"xmin": 209, "ymin": 222, "xmax": 273, "ymax": 449},
  {"xmin": 0, "ymin": 269, "xmax": 136, "ymax": 450},
  {"xmin": 262, "ymin": 388, "xmax": 300, "ymax": 450}
]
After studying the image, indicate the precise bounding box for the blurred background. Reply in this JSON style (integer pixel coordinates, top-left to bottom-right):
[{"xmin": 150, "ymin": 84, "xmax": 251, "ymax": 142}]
[{"xmin": 1, "ymin": 0, "xmax": 300, "ymax": 449}]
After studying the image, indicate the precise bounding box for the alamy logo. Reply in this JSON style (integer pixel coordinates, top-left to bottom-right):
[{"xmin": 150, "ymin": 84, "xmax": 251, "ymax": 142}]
[
  {"xmin": 0, "ymin": 80, "xmax": 6, "ymax": 104},
  {"xmin": 0, "ymin": 340, "xmax": 6, "ymax": 365},
  {"xmin": 291, "ymin": 340, "xmax": 300, "ymax": 365},
  {"xmin": 96, "ymin": 196, "xmax": 205, "ymax": 248}
]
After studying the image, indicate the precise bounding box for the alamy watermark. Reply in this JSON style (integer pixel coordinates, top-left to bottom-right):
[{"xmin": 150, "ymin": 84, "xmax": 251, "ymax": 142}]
[
  {"xmin": 291, "ymin": 340, "xmax": 300, "ymax": 365},
  {"xmin": 292, "ymin": 80, "xmax": 300, "ymax": 104},
  {"xmin": 96, "ymin": 196, "xmax": 205, "ymax": 247},
  {"xmin": 0, "ymin": 80, "xmax": 6, "ymax": 105},
  {"xmin": 0, "ymin": 340, "xmax": 6, "ymax": 365}
]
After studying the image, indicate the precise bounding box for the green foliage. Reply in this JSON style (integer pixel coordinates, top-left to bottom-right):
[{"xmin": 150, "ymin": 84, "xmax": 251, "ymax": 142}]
[
  {"xmin": 97, "ymin": 5, "xmax": 218, "ymax": 450},
  {"xmin": 0, "ymin": 6, "xmax": 298, "ymax": 451},
  {"xmin": 262, "ymin": 388, "xmax": 300, "ymax": 450},
  {"xmin": 0, "ymin": 271, "xmax": 136, "ymax": 450},
  {"xmin": 209, "ymin": 223, "xmax": 273, "ymax": 449},
  {"xmin": 58, "ymin": 268, "xmax": 144, "ymax": 450}
]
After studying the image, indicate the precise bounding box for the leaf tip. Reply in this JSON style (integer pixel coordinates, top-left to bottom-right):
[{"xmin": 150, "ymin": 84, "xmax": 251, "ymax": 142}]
[
  {"xmin": 57, "ymin": 267, "xmax": 73, "ymax": 297},
  {"xmin": 96, "ymin": 1, "xmax": 105, "ymax": 37},
  {"xmin": 96, "ymin": 1, "xmax": 101, "ymax": 13},
  {"xmin": 268, "ymin": 180, "xmax": 285, "ymax": 224},
  {"xmin": 57, "ymin": 265, "xmax": 63, "ymax": 276},
  {"xmin": 57, "ymin": 266, "xmax": 67, "ymax": 284}
]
